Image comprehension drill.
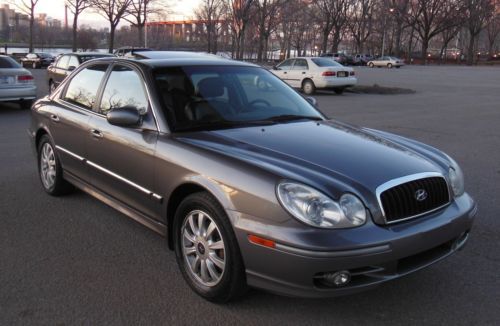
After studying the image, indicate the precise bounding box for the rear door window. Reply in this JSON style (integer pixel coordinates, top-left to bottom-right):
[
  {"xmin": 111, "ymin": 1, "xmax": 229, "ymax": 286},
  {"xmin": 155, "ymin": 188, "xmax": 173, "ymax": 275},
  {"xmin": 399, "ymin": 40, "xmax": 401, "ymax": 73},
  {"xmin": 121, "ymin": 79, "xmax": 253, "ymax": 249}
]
[{"xmin": 63, "ymin": 64, "xmax": 109, "ymax": 109}]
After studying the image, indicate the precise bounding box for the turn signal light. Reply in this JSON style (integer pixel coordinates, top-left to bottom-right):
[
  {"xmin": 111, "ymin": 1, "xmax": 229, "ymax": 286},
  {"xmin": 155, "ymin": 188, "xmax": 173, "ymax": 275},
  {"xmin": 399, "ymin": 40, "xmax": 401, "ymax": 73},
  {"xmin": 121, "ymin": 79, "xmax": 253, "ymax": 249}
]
[
  {"xmin": 248, "ymin": 234, "xmax": 276, "ymax": 248},
  {"xmin": 322, "ymin": 71, "xmax": 336, "ymax": 76}
]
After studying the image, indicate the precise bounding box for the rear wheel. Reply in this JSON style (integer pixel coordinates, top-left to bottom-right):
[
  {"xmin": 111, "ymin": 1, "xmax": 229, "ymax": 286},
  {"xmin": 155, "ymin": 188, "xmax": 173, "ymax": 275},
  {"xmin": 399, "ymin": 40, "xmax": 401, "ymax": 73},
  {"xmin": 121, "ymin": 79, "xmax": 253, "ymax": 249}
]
[
  {"xmin": 174, "ymin": 192, "xmax": 246, "ymax": 302},
  {"xmin": 32, "ymin": 62, "xmax": 37, "ymax": 69},
  {"xmin": 19, "ymin": 99, "xmax": 33, "ymax": 110},
  {"xmin": 302, "ymin": 79, "xmax": 316, "ymax": 95},
  {"xmin": 37, "ymin": 135, "xmax": 73, "ymax": 196},
  {"xmin": 333, "ymin": 88, "xmax": 344, "ymax": 95},
  {"xmin": 368, "ymin": 62, "xmax": 374, "ymax": 68}
]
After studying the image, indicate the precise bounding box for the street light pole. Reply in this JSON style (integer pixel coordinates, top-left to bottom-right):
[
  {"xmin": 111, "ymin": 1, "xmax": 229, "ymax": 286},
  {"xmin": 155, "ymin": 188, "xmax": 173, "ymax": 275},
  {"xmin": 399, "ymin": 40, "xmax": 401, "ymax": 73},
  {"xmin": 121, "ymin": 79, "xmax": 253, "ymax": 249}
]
[{"xmin": 381, "ymin": 7, "xmax": 394, "ymax": 57}]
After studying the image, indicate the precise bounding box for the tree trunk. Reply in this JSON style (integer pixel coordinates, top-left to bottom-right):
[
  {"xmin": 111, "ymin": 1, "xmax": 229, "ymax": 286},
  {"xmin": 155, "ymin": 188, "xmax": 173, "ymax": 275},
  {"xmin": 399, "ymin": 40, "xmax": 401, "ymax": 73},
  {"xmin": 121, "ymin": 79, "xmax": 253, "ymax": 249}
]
[
  {"xmin": 394, "ymin": 24, "xmax": 402, "ymax": 57},
  {"xmin": 29, "ymin": 16, "xmax": 34, "ymax": 52},
  {"xmin": 421, "ymin": 38, "xmax": 429, "ymax": 64},
  {"xmin": 108, "ymin": 25, "xmax": 115, "ymax": 53},
  {"xmin": 138, "ymin": 25, "xmax": 144, "ymax": 47},
  {"xmin": 263, "ymin": 35, "xmax": 269, "ymax": 61},
  {"xmin": 321, "ymin": 30, "xmax": 329, "ymax": 54},
  {"xmin": 72, "ymin": 15, "xmax": 78, "ymax": 52},
  {"xmin": 466, "ymin": 33, "xmax": 475, "ymax": 66}
]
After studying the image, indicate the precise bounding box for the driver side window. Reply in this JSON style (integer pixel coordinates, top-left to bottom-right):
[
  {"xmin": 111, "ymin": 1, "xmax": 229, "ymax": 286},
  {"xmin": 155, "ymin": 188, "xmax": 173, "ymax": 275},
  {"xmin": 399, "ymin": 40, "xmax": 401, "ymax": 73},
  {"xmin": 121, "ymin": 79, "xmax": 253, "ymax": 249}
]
[
  {"xmin": 99, "ymin": 65, "xmax": 149, "ymax": 116},
  {"xmin": 277, "ymin": 59, "xmax": 294, "ymax": 70}
]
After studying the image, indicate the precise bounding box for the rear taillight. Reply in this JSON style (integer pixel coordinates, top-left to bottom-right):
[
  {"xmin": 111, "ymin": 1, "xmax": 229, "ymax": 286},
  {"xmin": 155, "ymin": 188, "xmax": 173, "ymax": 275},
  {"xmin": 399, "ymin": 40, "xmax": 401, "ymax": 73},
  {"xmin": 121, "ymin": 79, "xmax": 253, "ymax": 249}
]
[
  {"xmin": 350, "ymin": 71, "xmax": 355, "ymax": 76},
  {"xmin": 322, "ymin": 71, "xmax": 336, "ymax": 76},
  {"xmin": 18, "ymin": 75, "xmax": 34, "ymax": 83}
]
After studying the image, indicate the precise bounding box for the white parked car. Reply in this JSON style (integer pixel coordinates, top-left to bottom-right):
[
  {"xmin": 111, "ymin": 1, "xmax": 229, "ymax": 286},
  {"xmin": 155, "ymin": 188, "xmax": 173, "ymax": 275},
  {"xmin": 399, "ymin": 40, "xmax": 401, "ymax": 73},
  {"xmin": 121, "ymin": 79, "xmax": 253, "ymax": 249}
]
[
  {"xmin": 270, "ymin": 57, "xmax": 357, "ymax": 95},
  {"xmin": 367, "ymin": 56, "xmax": 405, "ymax": 68},
  {"xmin": 0, "ymin": 55, "xmax": 36, "ymax": 109}
]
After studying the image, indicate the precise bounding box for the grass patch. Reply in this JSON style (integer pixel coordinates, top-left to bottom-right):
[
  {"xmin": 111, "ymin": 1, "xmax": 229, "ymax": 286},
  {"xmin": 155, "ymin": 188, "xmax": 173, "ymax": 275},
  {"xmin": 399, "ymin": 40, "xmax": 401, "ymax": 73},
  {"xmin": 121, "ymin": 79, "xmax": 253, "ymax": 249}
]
[{"xmin": 347, "ymin": 84, "xmax": 416, "ymax": 95}]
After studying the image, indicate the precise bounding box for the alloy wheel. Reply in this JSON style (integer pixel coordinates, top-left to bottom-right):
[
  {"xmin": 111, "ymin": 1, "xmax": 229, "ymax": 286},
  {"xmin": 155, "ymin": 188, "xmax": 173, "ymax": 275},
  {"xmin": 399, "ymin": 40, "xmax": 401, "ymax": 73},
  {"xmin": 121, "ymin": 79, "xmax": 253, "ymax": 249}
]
[
  {"xmin": 181, "ymin": 210, "xmax": 226, "ymax": 287},
  {"xmin": 40, "ymin": 142, "xmax": 56, "ymax": 189}
]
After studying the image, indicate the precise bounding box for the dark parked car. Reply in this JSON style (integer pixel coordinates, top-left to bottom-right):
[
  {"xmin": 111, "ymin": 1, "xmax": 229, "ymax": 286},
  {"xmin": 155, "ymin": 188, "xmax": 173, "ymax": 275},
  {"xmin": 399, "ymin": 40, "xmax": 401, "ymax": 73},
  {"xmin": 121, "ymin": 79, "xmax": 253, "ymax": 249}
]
[
  {"xmin": 20, "ymin": 52, "xmax": 54, "ymax": 69},
  {"xmin": 0, "ymin": 55, "xmax": 36, "ymax": 109},
  {"xmin": 114, "ymin": 47, "xmax": 152, "ymax": 57},
  {"xmin": 47, "ymin": 52, "xmax": 115, "ymax": 94},
  {"xmin": 29, "ymin": 56, "xmax": 476, "ymax": 302},
  {"xmin": 320, "ymin": 52, "xmax": 349, "ymax": 65}
]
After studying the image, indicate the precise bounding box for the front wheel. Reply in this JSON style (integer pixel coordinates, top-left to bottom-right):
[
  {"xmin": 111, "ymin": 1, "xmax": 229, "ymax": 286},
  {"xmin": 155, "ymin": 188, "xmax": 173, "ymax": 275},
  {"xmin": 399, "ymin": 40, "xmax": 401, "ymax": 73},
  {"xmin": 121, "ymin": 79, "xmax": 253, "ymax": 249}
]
[
  {"xmin": 49, "ymin": 80, "xmax": 56, "ymax": 94},
  {"xmin": 368, "ymin": 62, "xmax": 375, "ymax": 68},
  {"xmin": 37, "ymin": 135, "xmax": 73, "ymax": 196},
  {"xmin": 174, "ymin": 192, "xmax": 247, "ymax": 302},
  {"xmin": 387, "ymin": 63, "xmax": 393, "ymax": 69},
  {"xmin": 302, "ymin": 79, "xmax": 316, "ymax": 95},
  {"xmin": 32, "ymin": 62, "xmax": 37, "ymax": 69}
]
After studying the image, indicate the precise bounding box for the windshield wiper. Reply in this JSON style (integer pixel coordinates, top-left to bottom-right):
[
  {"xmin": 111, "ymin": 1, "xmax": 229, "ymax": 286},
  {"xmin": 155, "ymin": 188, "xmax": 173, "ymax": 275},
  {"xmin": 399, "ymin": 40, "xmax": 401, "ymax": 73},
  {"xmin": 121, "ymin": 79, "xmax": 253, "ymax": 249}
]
[
  {"xmin": 174, "ymin": 119, "xmax": 275, "ymax": 132},
  {"xmin": 263, "ymin": 115, "xmax": 324, "ymax": 122}
]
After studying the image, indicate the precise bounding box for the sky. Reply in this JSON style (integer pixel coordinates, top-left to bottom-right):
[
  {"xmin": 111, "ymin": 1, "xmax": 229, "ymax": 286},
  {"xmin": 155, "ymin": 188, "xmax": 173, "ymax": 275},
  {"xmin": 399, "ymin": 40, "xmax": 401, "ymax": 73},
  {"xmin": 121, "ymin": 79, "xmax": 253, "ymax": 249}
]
[{"xmin": 2, "ymin": 0, "xmax": 200, "ymax": 28}]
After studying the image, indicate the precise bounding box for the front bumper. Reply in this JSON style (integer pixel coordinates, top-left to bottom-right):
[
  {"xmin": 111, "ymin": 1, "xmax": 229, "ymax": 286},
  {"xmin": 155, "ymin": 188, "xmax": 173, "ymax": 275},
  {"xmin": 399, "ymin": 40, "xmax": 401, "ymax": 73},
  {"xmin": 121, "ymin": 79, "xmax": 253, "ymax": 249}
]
[
  {"xmin": 230, "ymin": 193, "xmax": 476, "ymax": 298},
  {"xmin": 0, "ymin": 85, "xmax": 37, "ymax": 102}
]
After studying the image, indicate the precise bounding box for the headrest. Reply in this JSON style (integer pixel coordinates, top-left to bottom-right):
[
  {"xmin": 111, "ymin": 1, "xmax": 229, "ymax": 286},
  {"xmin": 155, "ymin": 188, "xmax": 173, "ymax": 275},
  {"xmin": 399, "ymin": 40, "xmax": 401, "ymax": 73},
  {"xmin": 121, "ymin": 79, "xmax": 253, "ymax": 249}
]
[{"xmin": 197, "ymin": 77, "xmax": 225, "ymax": 98}]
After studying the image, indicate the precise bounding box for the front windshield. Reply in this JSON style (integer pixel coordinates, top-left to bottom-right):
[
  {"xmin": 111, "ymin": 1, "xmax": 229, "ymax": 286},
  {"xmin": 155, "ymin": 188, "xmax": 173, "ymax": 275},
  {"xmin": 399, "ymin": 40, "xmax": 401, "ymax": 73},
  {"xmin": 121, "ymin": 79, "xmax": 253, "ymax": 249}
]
[{"xmin": 154, "ymin": 65, "xmax": 324, "ymax": 131}]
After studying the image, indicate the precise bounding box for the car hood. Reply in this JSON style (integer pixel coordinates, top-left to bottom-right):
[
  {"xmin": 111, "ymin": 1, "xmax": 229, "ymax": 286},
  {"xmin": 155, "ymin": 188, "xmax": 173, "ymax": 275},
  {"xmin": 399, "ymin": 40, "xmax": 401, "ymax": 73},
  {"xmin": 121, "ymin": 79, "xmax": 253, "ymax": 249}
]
[{"xmin": 176, "ymin": 120, "xmax": 448, "ymax": 196}]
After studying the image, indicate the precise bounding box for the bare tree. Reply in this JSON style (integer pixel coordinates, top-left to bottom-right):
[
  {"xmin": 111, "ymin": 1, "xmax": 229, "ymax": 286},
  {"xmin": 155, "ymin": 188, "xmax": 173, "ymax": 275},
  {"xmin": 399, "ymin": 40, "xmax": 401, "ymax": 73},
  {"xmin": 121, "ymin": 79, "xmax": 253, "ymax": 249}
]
[
  {"xmin": 463, "ymin": 0, "xmax": 495, "ymax": 65},
  {"xmin": 255, "ymin": 0, "xmax": 282, "ymax": 61},
  {"xmin": 349, "ymin": 0, "xmax": 375, "ymax": 53},
  {"xmin": 312, "ymin": 0, "xmax": 351, "ymax": 54},
  {"xmin": 407, "ymin": 0, "xmax": 463, "ymax": 63},
  {"xmin": 124, "ymin": 0, "xmax": 167, "ymax": 47},
  {"xmin": 67, "ymin": 0, "xmax": 92, "ymax": 52},
  {"xmin": 486, "ymin": 12, "xmax": 500, "ymax": 57},
  {"xmin": 228, "ymin": 0, "xmax": 255, "ymax": 59},
  {"xmin": 91, "ymin": 0, "xmax": 132, "ymax": 53},
  {"xmin": 195, "ymin": 0, "xmax": 227, "ymax": 53},
  {"xmin": 10, "ymin": 0, "xmax": 39, "ymax": 52}
]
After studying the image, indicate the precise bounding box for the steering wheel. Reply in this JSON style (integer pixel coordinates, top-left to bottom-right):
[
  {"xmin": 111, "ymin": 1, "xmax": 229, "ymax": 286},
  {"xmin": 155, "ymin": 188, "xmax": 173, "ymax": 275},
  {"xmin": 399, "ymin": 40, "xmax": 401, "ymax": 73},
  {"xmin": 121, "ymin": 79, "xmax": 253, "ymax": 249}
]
[{"xmin": 248, "ymin": 99, "xmax": 271, "ymax": 108}]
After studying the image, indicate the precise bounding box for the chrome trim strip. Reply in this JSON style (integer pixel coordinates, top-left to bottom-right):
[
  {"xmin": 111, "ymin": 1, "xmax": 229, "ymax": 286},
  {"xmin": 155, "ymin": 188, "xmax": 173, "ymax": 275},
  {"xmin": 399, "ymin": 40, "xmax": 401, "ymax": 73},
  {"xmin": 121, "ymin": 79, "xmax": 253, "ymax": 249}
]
[
  {"xmin": 55, "ymin": 145, "xmax": 163, "ymax": 201},
  {"xmin": 375, "ymin": 172, "xmax": 451, "ymax": 225},
  {"xmin": 274, "ymin": 243, "xmax": 391, "ymax": 258},
  {"xmin": 55, "ymin": 145, "xmax": 85, "ymax": 161}
]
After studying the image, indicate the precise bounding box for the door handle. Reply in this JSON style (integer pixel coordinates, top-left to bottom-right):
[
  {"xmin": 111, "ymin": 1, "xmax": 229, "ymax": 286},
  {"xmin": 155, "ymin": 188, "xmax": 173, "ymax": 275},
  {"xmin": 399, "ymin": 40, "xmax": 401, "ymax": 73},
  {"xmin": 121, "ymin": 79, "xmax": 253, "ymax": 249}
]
[
  {"xmin": 50, "ymin": 114, "xmax": 59, "ymax": 122},
  {"xmin": 90, "ymin": 129, "xmax": 103, "ymax": 138}
]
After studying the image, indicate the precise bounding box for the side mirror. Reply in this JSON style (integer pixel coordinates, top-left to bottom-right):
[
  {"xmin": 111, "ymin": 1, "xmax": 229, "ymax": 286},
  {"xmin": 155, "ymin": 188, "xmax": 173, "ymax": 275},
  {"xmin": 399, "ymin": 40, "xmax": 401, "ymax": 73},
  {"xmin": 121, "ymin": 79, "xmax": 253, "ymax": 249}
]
[
  {"xmin": 68, "ymin": 66, "xmax": 76, "ymax": 71},
  {"xmin": 106, "ymin": 106, "xmax": 141, "ymax": 127},
  {"xmin": 272, "ymin": 65, "xmax": 278, "ymax": 70},
  {"xmin": 305, "ymin": 96, "xmax": 318, "ymax": 107}
]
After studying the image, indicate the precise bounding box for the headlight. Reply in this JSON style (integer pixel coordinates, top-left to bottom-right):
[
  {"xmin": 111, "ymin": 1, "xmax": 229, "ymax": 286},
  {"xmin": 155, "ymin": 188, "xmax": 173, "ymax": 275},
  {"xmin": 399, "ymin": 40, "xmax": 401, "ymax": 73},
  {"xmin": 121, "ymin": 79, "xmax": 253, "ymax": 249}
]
[
  {"xmin": 276, "ymin": 182, "xmax": 366, "ymax": 228},
  {"xmin": 448, "ymin": 166, "xmax": 464, "ymax": 197}
]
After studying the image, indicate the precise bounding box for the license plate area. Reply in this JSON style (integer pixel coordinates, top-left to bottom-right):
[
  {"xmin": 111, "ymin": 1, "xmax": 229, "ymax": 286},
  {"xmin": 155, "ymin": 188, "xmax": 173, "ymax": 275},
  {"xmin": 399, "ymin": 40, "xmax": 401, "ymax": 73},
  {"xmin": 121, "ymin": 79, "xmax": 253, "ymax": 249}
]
[
  {"xmin": 0, "ymin": 76, "xmax": 14, "ymax": 84},
  {"xmin": 337, "ymin": 71, "xmax": 348, "ymax": 77}
]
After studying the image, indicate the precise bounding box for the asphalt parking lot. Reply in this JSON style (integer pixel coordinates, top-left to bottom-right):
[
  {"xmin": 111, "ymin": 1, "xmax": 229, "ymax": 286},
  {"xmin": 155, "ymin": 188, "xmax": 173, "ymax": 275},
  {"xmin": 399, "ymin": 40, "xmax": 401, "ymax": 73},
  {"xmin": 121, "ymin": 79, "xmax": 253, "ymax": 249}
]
[{"xmin": 1, "ymin": 66, "xmax": 499, "ymax": 325}]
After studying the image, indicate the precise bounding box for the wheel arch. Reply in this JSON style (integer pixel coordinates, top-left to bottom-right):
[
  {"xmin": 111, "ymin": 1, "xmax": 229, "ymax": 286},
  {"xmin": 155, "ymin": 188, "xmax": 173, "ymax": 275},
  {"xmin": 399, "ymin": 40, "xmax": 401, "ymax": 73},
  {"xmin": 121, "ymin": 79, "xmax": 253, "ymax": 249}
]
[
  {"xmin": 165, "ymin": 179, "xmax": 235, "ymax": 250},
  {"xmin": 35, "ymin": 127, "xmax": 50, "ymax": 149}
]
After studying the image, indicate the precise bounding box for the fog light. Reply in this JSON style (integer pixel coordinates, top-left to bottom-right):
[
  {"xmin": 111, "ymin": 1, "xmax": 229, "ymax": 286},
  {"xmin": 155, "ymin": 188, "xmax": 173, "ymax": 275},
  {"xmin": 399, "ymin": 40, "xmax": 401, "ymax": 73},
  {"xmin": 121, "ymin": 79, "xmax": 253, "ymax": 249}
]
[{"xmin": 325, "ymin": 270, "xmax": 351, "ymax": 287}]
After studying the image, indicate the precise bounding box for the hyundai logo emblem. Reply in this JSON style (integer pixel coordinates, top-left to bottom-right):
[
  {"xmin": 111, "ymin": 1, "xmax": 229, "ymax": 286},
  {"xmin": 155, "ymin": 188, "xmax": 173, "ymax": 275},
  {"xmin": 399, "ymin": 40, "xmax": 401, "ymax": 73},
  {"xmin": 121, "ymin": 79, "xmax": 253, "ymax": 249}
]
[{"xmin": 415, "ymin": 189, "xmax": 428, "ymax": 201}]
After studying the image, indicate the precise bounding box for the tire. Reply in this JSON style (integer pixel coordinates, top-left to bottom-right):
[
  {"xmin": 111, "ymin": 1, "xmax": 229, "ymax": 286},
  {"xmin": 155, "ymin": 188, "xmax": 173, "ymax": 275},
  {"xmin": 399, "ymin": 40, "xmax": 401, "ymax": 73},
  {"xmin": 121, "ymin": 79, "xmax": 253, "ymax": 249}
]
[
  {"xmin": 173, "ymin": 192, "xmax": 247, "ymax": 303},
  {"xmin": 37, "ymin": 134, "xmax": 73, "ymax": 196},
  {"xmin": 387, "ymin": 63, "xmax": 393, "ymax": 69},
  {"xmin": 333, "ymin": 88, "xmax": 344, "ymax": 95},
  {"xmin": 19, "ymin": 99, "xmax": 33, "ymax": 110},
  {"xmin": 32, "ymin": 62, "xmax": 37, "ymax": 69},
  {"xmin": 368, "ymin": 62, "xmax": 374, "ymax": 68},
  {"xmin": 302, "ymin": 79, "xmax": 316, "ymax": 95},
  {"xmin": 49, "ymin": 80, "xmax": 56, "ymax": 94}
]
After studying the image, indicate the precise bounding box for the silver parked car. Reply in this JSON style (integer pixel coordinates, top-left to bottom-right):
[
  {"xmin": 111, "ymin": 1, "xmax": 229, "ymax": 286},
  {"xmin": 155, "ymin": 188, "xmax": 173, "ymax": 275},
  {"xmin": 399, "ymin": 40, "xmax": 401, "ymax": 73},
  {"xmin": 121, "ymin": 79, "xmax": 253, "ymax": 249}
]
[
  {"xmin": 368, "ymin": 56, "xmax": 405, "ymax": 68},
  {"xmin": 0, "ymin": 55, "xmax": 36, "ymax": 109},
  {"xmin": 29, "ymin": 56, "xmax": 476, "ymax": 302}
]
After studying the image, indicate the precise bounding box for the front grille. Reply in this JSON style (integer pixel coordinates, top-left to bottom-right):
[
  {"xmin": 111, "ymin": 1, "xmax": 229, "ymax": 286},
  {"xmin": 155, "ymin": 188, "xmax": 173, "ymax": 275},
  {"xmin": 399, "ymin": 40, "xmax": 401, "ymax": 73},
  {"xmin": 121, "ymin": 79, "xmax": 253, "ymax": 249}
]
[{"xmin": 380, "ymin": 177, "xmax": 450, "ymax": 223}]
